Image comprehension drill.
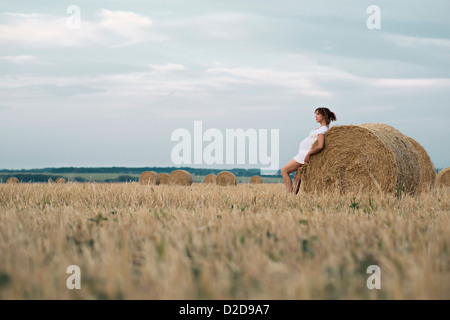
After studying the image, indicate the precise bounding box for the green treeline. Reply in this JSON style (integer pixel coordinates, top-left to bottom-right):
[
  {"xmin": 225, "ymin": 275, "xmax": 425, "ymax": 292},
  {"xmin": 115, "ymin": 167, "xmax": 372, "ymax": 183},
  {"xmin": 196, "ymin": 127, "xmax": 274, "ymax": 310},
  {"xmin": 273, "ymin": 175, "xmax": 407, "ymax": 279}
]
[
  {"xmin": 0, "ymin": 166, "xmax": 261, "ymax": 176},
  {"xmin": 0, "ymin": 167, "xmax": 282, "ymax": 183},
  {"xmin": 0, "ymin": 173, "xmax": 85, "ymax": 183}
]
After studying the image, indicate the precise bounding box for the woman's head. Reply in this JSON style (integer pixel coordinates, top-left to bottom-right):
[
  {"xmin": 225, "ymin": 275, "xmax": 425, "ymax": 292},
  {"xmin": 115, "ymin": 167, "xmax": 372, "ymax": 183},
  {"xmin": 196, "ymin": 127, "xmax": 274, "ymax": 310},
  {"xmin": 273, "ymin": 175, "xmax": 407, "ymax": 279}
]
[{"xmin": 315, "ymin": 107, "xmax": 337, "ymax": 126}]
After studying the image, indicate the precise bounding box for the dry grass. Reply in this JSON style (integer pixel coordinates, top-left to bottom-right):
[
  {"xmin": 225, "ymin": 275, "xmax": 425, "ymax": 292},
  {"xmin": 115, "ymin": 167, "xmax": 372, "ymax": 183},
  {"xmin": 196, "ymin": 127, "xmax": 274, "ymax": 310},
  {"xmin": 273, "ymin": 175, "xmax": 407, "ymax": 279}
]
[
  {"xmin": 0, "ymin": 183, "xmax": 448, "ymax": 300},
  {"xmin": 55, "ymin": 178, "xmax": 67, "ymax": 184}
]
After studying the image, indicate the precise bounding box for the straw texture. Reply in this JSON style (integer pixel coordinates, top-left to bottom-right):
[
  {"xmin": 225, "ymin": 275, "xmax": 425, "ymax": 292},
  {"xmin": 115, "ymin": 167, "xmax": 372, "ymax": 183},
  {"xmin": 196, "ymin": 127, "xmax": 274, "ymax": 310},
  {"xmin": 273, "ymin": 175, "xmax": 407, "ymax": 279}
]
[
  {"xmin": 169, "ymin": 170, "xmax": 193, "ymax": 186},
  {"xmin": 6, "ymin": 177, "xmax": 19, "ymax": 184},
  {"xmin": 159, "ymin": 173, "xmax": 170, "ymax": 185},
  {"xmin": 407, "ymin": 137, "xmax": 436, "ymax": 192},
  {"xmin": 55, "ymin": 177, "xmax": 67, "ymax": 184},
  {"xmin": 437, "ymin": 167, "xmax": 450, "ymax": 187},
  {"xmin": 297, "ymin": 123, "xmax": 435, "ymax": 195},
  {"xmin": 216, "ymin": 171, "xmax": 237, "ymax": 186},
  {"xmin": 250, "ymin": 175, "xmax": 263, "ymax": 184},
  {"xmin": 139, "ymin": 171, "xmax": 160, "ymax": 185},
  {"xmin": 203, "ymin": 174, "xmax": 216, "ymax": 184}
]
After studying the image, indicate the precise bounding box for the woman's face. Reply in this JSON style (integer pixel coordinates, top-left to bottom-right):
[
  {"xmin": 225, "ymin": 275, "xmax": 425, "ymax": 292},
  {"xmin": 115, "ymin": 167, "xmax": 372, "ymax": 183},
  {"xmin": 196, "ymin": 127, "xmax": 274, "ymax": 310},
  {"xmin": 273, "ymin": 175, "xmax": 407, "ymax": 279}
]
[{"xmin": 315, "ymin": 111, "xmax": 324, "ymax": 123}]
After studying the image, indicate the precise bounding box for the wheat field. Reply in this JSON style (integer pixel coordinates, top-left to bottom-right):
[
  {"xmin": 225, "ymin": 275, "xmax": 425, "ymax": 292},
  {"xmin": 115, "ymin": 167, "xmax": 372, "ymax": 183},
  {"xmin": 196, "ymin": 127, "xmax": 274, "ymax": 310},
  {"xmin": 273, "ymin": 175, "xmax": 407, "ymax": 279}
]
[{"xmin": 0, "ymin": 183, "xmax": 448, "ymax": 299}]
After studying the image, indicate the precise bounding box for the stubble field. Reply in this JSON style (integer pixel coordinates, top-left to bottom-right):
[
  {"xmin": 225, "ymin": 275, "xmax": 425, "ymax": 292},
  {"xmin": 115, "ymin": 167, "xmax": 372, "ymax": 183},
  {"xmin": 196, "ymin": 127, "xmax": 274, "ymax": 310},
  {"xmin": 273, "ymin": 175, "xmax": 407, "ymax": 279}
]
[{"xmin": 0, "ymin": 183, "xmax": 448, "ymax": 299}]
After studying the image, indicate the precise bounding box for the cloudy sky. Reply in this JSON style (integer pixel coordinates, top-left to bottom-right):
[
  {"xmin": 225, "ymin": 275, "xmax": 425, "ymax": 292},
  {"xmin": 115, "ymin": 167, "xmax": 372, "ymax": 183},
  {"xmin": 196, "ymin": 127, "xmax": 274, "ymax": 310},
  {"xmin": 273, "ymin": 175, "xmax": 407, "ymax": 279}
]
[{"xmin": 0, "ymin": 0, "xmax": 449, "ymax": 172}]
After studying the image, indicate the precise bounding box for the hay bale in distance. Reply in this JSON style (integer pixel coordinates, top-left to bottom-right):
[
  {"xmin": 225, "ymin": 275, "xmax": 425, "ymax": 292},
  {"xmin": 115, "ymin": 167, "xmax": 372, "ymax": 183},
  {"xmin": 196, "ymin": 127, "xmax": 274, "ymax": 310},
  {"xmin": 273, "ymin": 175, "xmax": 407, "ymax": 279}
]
[
  {"xmin": 169, "ymin": 170, "xmax": 193, "ymax": 186},
  {"xmin": 297, "ymin": 123, "xmax": 434, "ymax": 195},
  {"xmin": 159, "ymin": 173, "xmax": 170, "ymax": 185},
  {"xmin": 437, "ymin": 167, "xmax": 450, "ymax": 187},
  {"xmin": 55, "ymin": 177, "xmax": 67, "ymax": 184},
  {"xmin": 139, "ymin": 171, "xmax": 160, "ymax": 185},
  {"xmin": 6, "ymin": 177, "xmax": 19, "ymax": 184},
  {"xmin": 203, "ymin": 174, "xmax": 216, "ymax": 184},
  {"xmin": 250, "ymin": 175, "xmax": 263, "ymax": 184},
  {"xmin": 216, "ymin": 171, "xmax": 237, "ymax": 186}
]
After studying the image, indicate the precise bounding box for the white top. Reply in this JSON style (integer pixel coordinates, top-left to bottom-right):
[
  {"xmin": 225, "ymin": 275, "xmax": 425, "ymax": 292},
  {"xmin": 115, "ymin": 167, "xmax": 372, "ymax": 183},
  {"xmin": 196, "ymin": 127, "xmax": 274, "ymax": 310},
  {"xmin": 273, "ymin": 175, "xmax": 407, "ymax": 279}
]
[{"xmin": 293, "ymin": 125, "xmax": 329, "ymax": 164}]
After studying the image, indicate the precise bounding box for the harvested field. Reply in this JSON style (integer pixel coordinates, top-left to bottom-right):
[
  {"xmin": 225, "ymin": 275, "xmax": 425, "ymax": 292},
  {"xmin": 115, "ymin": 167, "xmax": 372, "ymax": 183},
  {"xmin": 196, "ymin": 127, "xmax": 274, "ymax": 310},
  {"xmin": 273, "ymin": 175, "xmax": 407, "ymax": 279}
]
[{"xmin": 0, "ymin": 183, "xmax": 448, "ymax": 299}]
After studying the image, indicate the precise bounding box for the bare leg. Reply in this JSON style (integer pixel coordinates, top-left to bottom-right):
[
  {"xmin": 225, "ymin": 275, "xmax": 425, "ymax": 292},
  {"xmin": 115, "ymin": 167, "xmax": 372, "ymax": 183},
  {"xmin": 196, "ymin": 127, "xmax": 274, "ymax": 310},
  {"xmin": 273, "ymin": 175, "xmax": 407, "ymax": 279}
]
[{"xmin": 281, "ymin": 159, "xmax": 302, "ymax": 193}]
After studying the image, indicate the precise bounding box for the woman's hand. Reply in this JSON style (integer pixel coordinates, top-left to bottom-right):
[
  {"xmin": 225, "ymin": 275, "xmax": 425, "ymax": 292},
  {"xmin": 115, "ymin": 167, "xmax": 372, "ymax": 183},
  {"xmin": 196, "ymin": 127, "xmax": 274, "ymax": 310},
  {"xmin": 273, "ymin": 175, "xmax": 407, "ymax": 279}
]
[
  {"xmin": 305, "ymin": 134, "xmax": 325, "ymax": 164},
  {"xmin": 304, "ymin": 153, "xmax": 310, "ymax": 164}
]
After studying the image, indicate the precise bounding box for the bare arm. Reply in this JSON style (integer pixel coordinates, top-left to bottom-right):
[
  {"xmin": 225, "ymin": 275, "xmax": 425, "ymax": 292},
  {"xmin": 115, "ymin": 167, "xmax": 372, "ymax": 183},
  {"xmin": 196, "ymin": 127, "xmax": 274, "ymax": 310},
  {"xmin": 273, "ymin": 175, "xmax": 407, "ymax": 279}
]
[{"xmin": 304, "ymin": 134, "xmax": 325, "ymax": 163}]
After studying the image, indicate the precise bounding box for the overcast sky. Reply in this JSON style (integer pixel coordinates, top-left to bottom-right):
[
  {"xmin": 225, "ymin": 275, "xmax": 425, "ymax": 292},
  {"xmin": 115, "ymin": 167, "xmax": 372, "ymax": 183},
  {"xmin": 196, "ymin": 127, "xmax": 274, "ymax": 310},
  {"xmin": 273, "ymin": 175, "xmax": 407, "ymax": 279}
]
[{"xmin": 0, "ymin": 0, "xmax": 449, "ymax": 171}]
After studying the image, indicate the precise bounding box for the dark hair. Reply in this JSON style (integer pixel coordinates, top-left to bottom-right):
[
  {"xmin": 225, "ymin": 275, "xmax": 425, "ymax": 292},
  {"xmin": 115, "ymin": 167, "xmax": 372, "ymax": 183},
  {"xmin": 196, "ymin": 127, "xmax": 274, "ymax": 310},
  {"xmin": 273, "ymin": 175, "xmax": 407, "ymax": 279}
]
[{"xmin": 315, "ymin": 107, "xmax": 337, "ymax": 126}]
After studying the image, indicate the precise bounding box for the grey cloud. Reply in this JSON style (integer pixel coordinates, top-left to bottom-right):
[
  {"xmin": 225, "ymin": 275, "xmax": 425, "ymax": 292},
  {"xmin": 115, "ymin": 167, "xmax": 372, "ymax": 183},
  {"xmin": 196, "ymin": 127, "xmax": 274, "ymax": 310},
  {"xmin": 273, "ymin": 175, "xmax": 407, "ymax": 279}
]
[{"xmin": 5, "ymin": 85, "xmax": 106, "ymax": 97}]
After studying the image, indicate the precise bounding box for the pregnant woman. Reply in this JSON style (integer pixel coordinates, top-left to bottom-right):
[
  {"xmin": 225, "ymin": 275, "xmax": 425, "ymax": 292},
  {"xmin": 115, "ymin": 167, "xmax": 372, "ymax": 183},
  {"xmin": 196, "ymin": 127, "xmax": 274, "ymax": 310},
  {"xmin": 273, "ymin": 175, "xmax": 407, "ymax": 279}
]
[{"xmin": 281, "ymin": 107, "xmax": 337, "ymax": 193}]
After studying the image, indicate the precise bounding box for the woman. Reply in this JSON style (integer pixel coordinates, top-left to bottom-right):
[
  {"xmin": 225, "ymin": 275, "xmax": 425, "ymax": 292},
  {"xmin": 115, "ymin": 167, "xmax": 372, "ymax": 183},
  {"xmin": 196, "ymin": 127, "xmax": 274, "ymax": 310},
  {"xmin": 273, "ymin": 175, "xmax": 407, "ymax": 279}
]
[{"xmin": 281, "ymin": 107, "xmax": 337, "ymax": 193}]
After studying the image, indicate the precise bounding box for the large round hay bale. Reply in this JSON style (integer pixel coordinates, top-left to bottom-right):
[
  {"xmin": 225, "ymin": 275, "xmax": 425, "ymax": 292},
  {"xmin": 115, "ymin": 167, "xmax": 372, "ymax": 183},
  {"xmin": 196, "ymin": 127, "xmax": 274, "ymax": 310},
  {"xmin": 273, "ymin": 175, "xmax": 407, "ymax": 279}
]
[
  {"xmin": 159, "ymin": 173, "xmax": 170, "ymax": 185},
  {"xmin": 250, "ymin": 175, "xmax": 263, "ymax": 184},
  {"xmin": 437, "ymin": 167, "xmax": 450, "ymax": 187},
  {"xmin": 139, "ymin": 171, "xmax": 160, "ymax": 185},
  {"xmin": 363, "ymin": 123, "xmax": 435, "ymax": 192},
  {"xmin": 216, "ymin": 171, "xmax": 237, "ymax": 186},
  {"xmin": 203, "ymin": 174, "xmax": 216, "ymax": 184},
  {"xmin": 297, "ymin": 123, "xmax": 434, "ymax": 195},
  {"xmin": 406, "ymin": 137, "xmax": 436, "ymax": 191},
  {"xmin": 169, "ymin": 170, "xmax": 193, "ymax": 186},
  {"xmin": 6, "ymin": 177, "xmax": 19, "ymax": 184},
  {"xmin": 55, "ymin": 177, "xmax": 66, "ymax": 184}
]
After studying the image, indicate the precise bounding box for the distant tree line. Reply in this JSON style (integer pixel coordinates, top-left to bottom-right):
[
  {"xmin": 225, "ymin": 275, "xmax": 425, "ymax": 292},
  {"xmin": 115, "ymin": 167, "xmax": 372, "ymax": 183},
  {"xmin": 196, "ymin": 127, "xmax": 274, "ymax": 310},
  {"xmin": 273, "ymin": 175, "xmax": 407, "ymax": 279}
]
[
  {"xmin": 0, "ymin": 166, "xmax": 264, "ymax": 176},
  {"xmin": 0, "ymin": 174, "xmax": 70, "ymax": 183},
  {"xmin": 0, "ymin": 166, "xmax": 442, "ymax": 176},
  {"xmin": 0, "ymin": 174, "xmax": 139, "ymax": 183},
  {"xmin": 0, "ymin": 172, "xmax": 89, "ymax": 183},
  {"xmin": 0, "ymin": 167, "xmax": 282, "ymax": 183}
]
